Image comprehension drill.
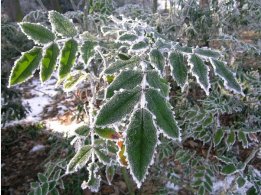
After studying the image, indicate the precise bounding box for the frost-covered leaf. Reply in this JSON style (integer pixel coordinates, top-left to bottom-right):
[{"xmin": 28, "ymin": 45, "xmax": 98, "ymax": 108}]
[
  {"xmin": 106, "ymin": 165, "xmax": 115, "ymax": 185},
  {"xmin": 210, "ymin": 59, "xmax": 242, "ymax": 94},
  {"xmin": 49, "ymin": 188, "xmax": 59, "ymax": 195},
  {"xmin": 94, "ymin": 148, "xmax": 110, "ymax": 165},
  {"xmin": 20, "ymin": 22, "xmax": 55, "ymax": 44},
  {"xmin": 81, "ymin": 163, "xmax": 101, "ymax": 192},
  {"xmin": 237, "ymin": 176, "xmax": 246, "ymax": 187},
  {"xmin": 169, "ymin": 51, "xmax": 187, "ymax": 91},
  {"xmin": 131, "ymin": 41, "xmax": 148, "ymax": 51},
  {"xmin": 145, "ymin": 88, "xmax": 180, "ymax": 140},
  {"xmin": 106, "ymin": 70, "xmax": 143, "ymax": 98},
  {"xmin": 147, "ymin": 70, "xmax": 169, "ymax": 97},
  {"xmin": 149, "ymin": 49, "xmax": 165, "ymax": 74},
  {"xmin": 66, "ymin": 145, "xmax": 92, "ymax": 173},
  {"xmin": 194, "ymin": 48, "xmax": 220, "ymax": 58},
  {"xmin": 95, "ymin": 127, "xmax": 121, "ymax": 140},
  {"xmin": 221, "ymin": 164, "xmax": 237, "ymax": 175},
  {"xmin": 41, "ymin": 182, "xmax": 49, "ymax": 195},
  {"xmin": 75, "ymin": 125, "xmax": 90, "ymax": 136},
  {"xmin": 38, "ymin": 173, "xmax": 47, "ymax": 183},
  {"xmin": 118, "ymin": 53, "xmax": 131, "ymax": 60},
  {"xmin": 126, "ymin": 109, "xmax": 157, "ymax": 187},
  {"xmin": 189, "ymin": 54, "xmax": 210, "ymax": 95},
  {"xmin": 49, "ymin": 11, "xmax": 77, "ymax": 37},
  {"xmin": 52, "ymin": 170, "xmax": 61, "ymax": 181},
  {"xmin": 118, "ymin": 33, "xmax": 138, "ymax": 42},
  {"xmin": 63, "ymin": 72, "xmax": 86, "ymax": 92},
  {"xmin": 238, "ymin": 130, "xmax": 248, "ymax": 148},
  {"xmin": 105, "ymin": 56, "xmax": 140, "ymax": 74},
  {"xmin": 34, "ymin": 186, "xmax": 42, "ymax": 195},
  {"xmin": 58, "ymin": 39, "xmax": 78, "ymax": 80},
  {"xmin": 175, "ymin": 45, "xmax": 192, "ymax": 54},
  {"xmin": 40, "ymin": 43, "xmax": 59, "ymax": 82},
  {"xmin": 96, "ymin": 87, "xmax": 141, "ymax": 126},
  {"xmin": 198, "ymin": 185, "xmax": 205, "ymax": 195},
  {"xmin": 48, "ymin": 181, "xmax": 57, "ymax": 193},
  {"xmin": 9, "ymin": 47, "xmax": 42, "ymax": 86},
  {"xmin": 226, "ymin": 131, "xmax": 236, "ymax": 146},
  {"xmin": 81, "ymin": 40, "xmax": 96, "ymax": 65},
  {"xmin": 214, "ymin": 128, "xmax": 224, "ymax": 146}
]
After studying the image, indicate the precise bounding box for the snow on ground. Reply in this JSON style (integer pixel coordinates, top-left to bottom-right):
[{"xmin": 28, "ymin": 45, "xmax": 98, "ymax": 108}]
[{"xmin": 3, "ymin": 77, "xmax": 85, "ymax": 136}]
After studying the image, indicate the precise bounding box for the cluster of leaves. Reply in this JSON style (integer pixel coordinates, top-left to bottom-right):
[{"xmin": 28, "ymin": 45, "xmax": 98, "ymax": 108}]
[
  {"xmin": 1, "ymin": 17, "xmax": 32, "ymax": 126},
  {"xmin": 8, "ymin": 8, "xmax": 260, "ymax": 195}
]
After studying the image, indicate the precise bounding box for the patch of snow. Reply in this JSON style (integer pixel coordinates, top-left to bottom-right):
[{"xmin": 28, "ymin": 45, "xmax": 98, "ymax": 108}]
[
  {"xmin": 165, "ymin": 181, "xmax": 180, "ymax": 191},
  {"xmin": 45, "ymin": 119, "xmax": 86, "ymax": 137},
  {"xmin": 29, "ymin": 144, "xmax": 45, "ymax": 153}
]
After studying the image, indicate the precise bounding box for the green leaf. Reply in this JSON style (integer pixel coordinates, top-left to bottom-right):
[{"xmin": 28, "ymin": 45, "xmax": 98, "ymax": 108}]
[
  {"xmin": 58, "ymin": 39, "xmax": 78, "ymax": 80},
  {"xmin": 105, "ymin": 56, "xmax": 140, "ymax": 74},
  {"xmin": 30, "ymin": 182, "xmax": 39, "ymax": 189},
  {"xmin": 169, "ymin": 51, "xmax": 187, "ymax": 91},
  {"xmin": 149, "ymin": 49, "xmax": 165, "ymax": 74},
  {"xmin": 38, "ymin": 173, "xmax": 47, "ymax": 183},
  {"xmin": 198, "ymin": 185, "xmax": 205, "ymax": 195},
  {"xmin": 9, "ymin": 47, "xmax": 42, "ymax": 86},
  {"xmin": 226, "ymin": 131, "xmax": 236, "ymax": 146},
  {"xmin": 175, "ymin": 45, "xmax": 192, "ymax": 54},
  {"xmin": 221, "ymin": 164, "xmax": 237, "ymax": 175},
  {"xmin": 210, "ymin": 59, "xmax": 242, "ymax": 94},
  {"xmin": 49, "ymin": 10, "xmax": 77, "ymax": 37},
  {"xmin": 45, "ymin": 163, "xmax": 55, "ymax": 179},
  {"xmin": 147, "ymin": 70, "xmax": 169, "ymax": 97},
  {"xmin": 106, "ymin": 70, "xmax": 143, "ymax": 98},
  {"xmin": 48, "ymin": 181, "xmax": 57, "ymax": 192},
  {"xmin": 66, "ymin": 145, "xmax": 92, "ymax": 173},
  {"xmin": 81, "ymin": 40, "xmax": 96, "ymax": 65},
  {"xmin": 105, "ymin": 165, "xmax": 115, "ymax": 185},
  {"xmin": 41, "ymin": 182, "xmax": 49, "ymax": 195},
  {"xmin": 49, "ymin": 188, "xmax": 59, "ymax": 195},
  {"xmin": 237, "ymin": 176, "xmax": 246, "ymax": 187},
  {"xmin": 81, "ymin": 163, "xmax": 101, "ymax": 192},
  {"xmin": 194, "ymin": 48, "xmax": 220, "ymax": 58},
  {"xmin": 94, "ymin": 148, "xmax": 110, "ymax": 165},
  {"xmin": 40, "ymin": 43, "xmax": 59, "ymax": 82},
  {"xmin": 75, "ymin": 125, "xmax": 90, "ymax": 136},
  {"xmin": 96, "ymin": 87, "xmax": 141, "ymax": 126},
  {"xmin": 118, "ymin": 33, "xmax": 138, "ymax": 42},
  {"xmin": 34, "ymin": 186, "xmax": 42, "ymax": 195},
  {"xmin": 52, "ymin": 170, "xmax": 61, "ymax": 181},
  {"xmin": 145, "ymin": 88, "xmax": 180, "ymax": 140},
  {"xmin": 63, "ymin": 72, "xmax": 86, "ymax": 92},
  {"xmin": 238, "ymin": 130, "xmax": 248, "ymax": 148},
  {"xmin": 126, "ymin": 109, "xmax": 157, "ymax": 187},
  {"xmin": 214, "ymin": 128, "xmax": 224, "ymax": 146},
  {"xmin": 20, "ymin": 22, "xmax": 55, "ymax": 44},
  {"xmin": 131, "ymin": 41, "xmax": 148, "ymax": 51},
  {"xmin": 189, "ymin": 54, "xmax": 210, "ymax": 95},
  {"xmin": 95, "ymin": 127, "xmax": 121, "ymax": 140}
]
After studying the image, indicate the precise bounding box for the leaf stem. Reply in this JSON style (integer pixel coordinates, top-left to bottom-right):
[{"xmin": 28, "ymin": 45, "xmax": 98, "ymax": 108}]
[{"xmin": 121, "ymin": 167, "xmax": 135, "ymax": 195}]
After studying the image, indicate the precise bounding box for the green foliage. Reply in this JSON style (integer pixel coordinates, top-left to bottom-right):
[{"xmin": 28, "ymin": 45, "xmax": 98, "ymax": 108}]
[
  {"xmin": 49, "ymin": 11, "xmax": 77, "ymax": 37},
  {"xmin": 126, "ymin": 109, "xmax": 157, "ymax": 185},
  {"xmin": 59, "ymin": 39, "xmax": 78, "ymax": 80},
  {"xmin": 20, "ymin": 22, "xmax": 55, "ymax": 44},
  {"xmin": 8, "ymin": 8, "xmax": 259, "ymax": 194},
  {"xmin": 96, "ymin": 87, "xmax": 141, "ymax": 126},
  {"xmin": 41, "ymin": 43, "xmax": 59, "ymax": 82},
  {"xmin": 66, "ymin": 145, "xmax": 92, "ymax": 173},
  {"xmin": 169, "ymin": 51, "xmax": 187, "ymax": 90},
  {"xmin": 9, "ymin": 47, "xmax": 42, "ymax": 86}
]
